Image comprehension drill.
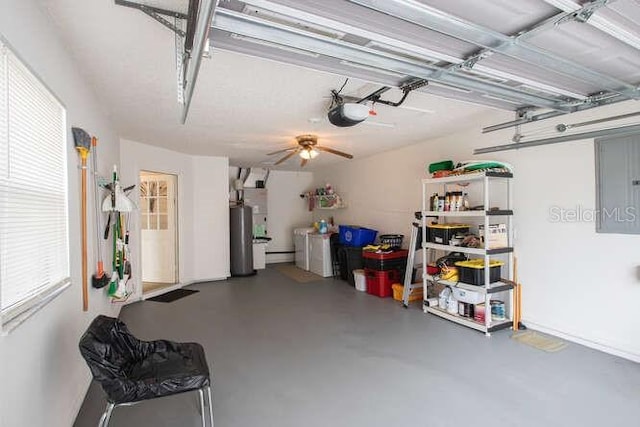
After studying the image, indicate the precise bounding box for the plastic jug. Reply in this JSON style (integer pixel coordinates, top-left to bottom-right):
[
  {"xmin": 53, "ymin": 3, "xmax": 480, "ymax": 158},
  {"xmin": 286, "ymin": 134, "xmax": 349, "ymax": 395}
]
[{"xmin": 319, "ymin": 220, "xmax": 328, "ymax": 234}]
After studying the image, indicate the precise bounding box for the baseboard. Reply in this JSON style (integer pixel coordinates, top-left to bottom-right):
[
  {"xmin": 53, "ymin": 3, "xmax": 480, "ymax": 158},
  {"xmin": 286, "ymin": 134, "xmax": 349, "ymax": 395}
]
[
  {"xmin": 188, "ymin": 276, "xmax": 229, "ymax": 284},
  {"xmin": 523, "ymin": 320, "xmax": 640, "ymax": 363},
  {"xmin": 266, "ymin": 253, "xmax": 294, "ymax": 263}
]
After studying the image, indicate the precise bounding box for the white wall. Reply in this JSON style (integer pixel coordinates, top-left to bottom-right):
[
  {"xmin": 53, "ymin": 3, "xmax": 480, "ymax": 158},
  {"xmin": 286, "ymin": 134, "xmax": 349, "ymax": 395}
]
[
  {"xmin": 313, "ymin": 101, "xmax": 640, "ymax": 362},
  {"xmin": 120, "ymin": 139, "xmax": 229, "ymax": 300},
  {"xmin": 265, "ymin": 170, "xmax": 315, "ymax": 263},
  {"xmin": 192, "ymin": 156, "xmax": 230, "ymax": 279},
  {"xmin": 0, "ymin": 2, "xmax": 121, "ymax": 426},
  {"xmin": 229, "ymin": 167, "xmax": 313, "ymax": 263}
]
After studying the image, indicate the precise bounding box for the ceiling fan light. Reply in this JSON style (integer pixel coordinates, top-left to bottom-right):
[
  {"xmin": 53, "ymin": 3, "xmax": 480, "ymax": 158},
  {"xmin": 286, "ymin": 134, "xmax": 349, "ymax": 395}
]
[{"xmin": 299, "ymin": 147, "xmax": 319, "ymax": 159}]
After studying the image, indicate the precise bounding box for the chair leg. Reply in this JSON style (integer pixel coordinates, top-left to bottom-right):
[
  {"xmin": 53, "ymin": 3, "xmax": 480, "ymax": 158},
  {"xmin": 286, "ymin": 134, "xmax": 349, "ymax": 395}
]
[
  {"xmin": 99, "ymin": 402, "xmax": 115, "ymax": 427},
  {"xmin": 198, "ymin": 388, "xmax": 206, "ymax": 427},
  {"xmin": 206, "ymin": 386, "xmax": 214, "ymax": 427}
]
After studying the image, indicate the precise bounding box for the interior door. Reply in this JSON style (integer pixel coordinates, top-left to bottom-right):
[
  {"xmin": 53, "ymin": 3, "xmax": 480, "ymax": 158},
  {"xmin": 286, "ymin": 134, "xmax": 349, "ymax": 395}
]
[{"xmin": 140, "ymin": 172, "xmax": 178, "ymax": 283}]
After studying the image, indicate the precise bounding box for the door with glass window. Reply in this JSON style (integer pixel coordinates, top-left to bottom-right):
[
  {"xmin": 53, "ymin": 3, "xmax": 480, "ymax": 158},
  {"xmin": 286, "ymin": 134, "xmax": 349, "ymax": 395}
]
[{"xmin": 140, "ymin": 172, "xmax": 178, "ymax": 285}]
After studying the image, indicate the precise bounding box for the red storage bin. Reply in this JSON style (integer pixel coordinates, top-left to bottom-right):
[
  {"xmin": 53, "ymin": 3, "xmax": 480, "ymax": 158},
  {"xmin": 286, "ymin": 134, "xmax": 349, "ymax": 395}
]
[
  {"xmin": 363, "ymin": 249, "xmax": 409, "ymax": 271},
  {"xmin": 365, "ymin": 268, "xmax": 401, "ymax": 298}
]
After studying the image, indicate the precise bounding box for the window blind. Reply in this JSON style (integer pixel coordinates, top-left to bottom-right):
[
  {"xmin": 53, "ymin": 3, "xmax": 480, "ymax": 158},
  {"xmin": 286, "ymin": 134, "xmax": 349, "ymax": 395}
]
[{"xmin": 0, "ymin": 40, "xmax": 70, "ymax": 325}]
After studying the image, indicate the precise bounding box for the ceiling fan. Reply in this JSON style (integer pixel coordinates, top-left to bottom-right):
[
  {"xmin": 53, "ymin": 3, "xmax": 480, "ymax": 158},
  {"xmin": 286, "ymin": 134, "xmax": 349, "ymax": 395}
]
[{"xmin": 267, "ymin": 134, "xmax": 353, "ymax": 167}]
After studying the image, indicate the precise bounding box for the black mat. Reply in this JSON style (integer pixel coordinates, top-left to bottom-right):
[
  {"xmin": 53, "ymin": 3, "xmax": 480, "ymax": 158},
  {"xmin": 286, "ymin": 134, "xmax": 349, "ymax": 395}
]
[{"xmin": 147, "ymin": 289, "xmax": 199, "ymax": 303}]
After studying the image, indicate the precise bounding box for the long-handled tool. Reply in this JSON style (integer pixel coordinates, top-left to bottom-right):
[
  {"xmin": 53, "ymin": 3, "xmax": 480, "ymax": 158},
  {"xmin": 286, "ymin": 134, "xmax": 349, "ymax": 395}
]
[
  {"xmin": 72, "ymin": 127, "xmax": 91, "ymax": 311},
  {"xmin": 91, "ymin": 137, "xmax": 110, "ymax": 289},
  {"xmin": 512, "ymin": 256, "xmax": 525, "ymax": 331},
  {"xmin": 103, "ymin": 166, "xmax": 133, "ymax": 300}
]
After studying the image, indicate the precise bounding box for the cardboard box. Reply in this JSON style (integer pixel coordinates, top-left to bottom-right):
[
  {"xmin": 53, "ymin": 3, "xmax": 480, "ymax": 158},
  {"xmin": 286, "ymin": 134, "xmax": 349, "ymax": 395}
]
[{"xmin": 478, "ymin": 223, "xmax": 508, "ymax": 249}]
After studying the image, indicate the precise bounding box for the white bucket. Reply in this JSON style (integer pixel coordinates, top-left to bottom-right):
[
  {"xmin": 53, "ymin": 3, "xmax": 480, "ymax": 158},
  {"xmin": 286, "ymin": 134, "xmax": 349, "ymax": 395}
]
[{"xmin": 353, "ymin": 269, "xmax": 366, "ymax": 292}]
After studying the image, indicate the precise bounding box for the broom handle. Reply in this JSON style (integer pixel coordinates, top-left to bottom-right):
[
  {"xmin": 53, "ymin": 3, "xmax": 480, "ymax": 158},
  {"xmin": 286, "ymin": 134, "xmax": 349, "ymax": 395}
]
[
  {"xmin": 81, "ymin": 155, "xmax": 88, "ymax": 311},
  {"xmin": 512, "ymin": 256, "xmax": 518, "ymax": 330},
  {"xmin": 92, "ymin": 137, "xmax": 103, "ymax": 274}
]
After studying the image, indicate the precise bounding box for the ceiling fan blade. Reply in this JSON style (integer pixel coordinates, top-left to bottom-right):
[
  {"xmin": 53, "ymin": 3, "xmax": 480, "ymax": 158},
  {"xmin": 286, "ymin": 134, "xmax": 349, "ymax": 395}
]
[
  {"xmin": 316, "ymin": 145, "xmax": 354, "ymax": 159},
  {"xmin": 267, "ymin": 147, "xmax": 296, "ymax": 156},
  {"xmin": 274, "ymin": 149, "xmax": 300, "ymax": 165},
  {"xmin": 300, "ymin": 158, "xmax": 308, "ymax": 168}
]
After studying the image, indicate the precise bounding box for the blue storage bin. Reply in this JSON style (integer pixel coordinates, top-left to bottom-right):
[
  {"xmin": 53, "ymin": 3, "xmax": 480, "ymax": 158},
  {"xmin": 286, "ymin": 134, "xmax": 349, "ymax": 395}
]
[{"xmin": 339, "ymin": 225, "xmax": 378, "ymax": 247}]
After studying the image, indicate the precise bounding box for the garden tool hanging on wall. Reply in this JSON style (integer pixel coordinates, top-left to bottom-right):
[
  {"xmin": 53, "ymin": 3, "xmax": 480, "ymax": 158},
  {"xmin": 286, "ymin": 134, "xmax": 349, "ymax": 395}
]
[
  {"xmin": 102, "ymin": 165, "xmax": 136, "ymax": 300},
  {"xmin": 91, "ymin": 137, "xmax": 110, "ymax": 289}
]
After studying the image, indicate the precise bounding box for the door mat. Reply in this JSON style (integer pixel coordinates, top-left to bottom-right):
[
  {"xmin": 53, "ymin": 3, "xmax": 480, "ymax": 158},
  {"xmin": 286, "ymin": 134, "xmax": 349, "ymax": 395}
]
[
  {"xmin": 147, "ymin": 289, "xmax": 199, "ymax": 303},
  {"xmin": 511, "ymin": 330, "xmax": 568, "ymax": 353},
  {"xmin": 274, "ymin": 264, "xmax": 324, "ymax": 283}
]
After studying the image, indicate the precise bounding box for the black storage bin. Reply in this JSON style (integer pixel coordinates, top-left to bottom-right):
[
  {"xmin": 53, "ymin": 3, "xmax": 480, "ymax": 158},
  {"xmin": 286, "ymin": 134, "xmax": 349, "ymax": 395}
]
[
  {"xmin": 363, "ymin": 250, "xmax": 408, "ymax": 271},
  {"xmin": 427, "ymin": 224, "xmax": 470, "ymax": 245},
  {"xmin": 338, "ymin": 246, "xmax": 364, "ymax": 286},
  {"xmin": 454, "ymin": 260, "xmax": 503, "ymax": 285}
]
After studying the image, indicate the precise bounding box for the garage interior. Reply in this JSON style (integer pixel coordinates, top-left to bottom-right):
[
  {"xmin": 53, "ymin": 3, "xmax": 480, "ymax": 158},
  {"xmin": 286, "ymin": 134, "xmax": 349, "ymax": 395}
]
[{"xmin": 1, "ymin": 1, "xmax": 640, "ymax": 426}]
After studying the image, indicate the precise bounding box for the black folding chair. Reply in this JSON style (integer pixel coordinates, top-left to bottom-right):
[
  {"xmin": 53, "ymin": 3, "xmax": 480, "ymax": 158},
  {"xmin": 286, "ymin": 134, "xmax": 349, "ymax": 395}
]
[{"xmin": 79, "ymin": 315, "xmax": 214, "ymax": 426}]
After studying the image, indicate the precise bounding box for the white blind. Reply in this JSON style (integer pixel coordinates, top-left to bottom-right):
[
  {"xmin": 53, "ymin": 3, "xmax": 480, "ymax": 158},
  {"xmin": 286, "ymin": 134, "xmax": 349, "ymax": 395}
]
[{"xmin": 0, "ymin": 40, "xmax": 70, "ymax": 322}]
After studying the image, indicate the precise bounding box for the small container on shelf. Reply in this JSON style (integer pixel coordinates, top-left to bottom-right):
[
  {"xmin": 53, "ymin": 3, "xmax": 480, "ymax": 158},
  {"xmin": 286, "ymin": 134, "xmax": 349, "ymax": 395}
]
[{"xmin": 474, "ymin": 303, "xmax": 486, "ymax": 323}]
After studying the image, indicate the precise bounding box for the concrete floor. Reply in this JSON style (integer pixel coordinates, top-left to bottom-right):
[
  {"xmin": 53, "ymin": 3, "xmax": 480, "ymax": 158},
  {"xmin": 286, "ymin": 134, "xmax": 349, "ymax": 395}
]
[{"xmin": 74, "ymin": 265, "xmax": 640, "ymax": 427}]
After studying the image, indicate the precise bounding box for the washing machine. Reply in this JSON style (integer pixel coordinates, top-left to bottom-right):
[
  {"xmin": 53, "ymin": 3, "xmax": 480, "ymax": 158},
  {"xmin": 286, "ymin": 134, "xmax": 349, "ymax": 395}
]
[
  {"xmin": 294, "ymin": 227, "xmax": 315, "ymax": 270},
  {"xmin": 309, "ymin": 233, "xmax": 333, "ymax": 278}
]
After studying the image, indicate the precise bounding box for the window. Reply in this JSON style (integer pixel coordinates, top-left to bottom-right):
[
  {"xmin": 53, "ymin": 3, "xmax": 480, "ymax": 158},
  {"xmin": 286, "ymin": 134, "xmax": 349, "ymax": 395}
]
[
  {"xmin": 140, "ymin": 177, "xmax": 169, "ymax": 230},
  {"xmin": 0, "ymin": 39, "xmax": 70, "ymax": 329}
]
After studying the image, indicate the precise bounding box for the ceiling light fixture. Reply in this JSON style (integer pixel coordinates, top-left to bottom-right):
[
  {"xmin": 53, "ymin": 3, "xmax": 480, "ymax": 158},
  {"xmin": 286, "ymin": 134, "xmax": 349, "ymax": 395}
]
[{"xmin": 299, "ymin": 147, "xmax": 319, "ymax": 159}]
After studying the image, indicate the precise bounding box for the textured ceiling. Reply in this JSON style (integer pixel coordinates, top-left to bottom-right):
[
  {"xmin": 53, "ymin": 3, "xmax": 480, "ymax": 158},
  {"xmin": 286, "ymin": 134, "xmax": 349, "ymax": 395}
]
[{"xmin": 39, "ymin": 0, "xmax": 640, "ymax": 169}]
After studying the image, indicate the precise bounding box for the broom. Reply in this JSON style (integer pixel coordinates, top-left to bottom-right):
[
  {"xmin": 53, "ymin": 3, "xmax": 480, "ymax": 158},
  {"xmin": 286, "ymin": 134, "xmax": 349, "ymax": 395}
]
[
  {"xmin": 72, "ymin": 127, "xmax": 91, "ymax": 311},
  {"xmin": 91, "ymin": 137, "xmax": 110, "ymax": 289}
]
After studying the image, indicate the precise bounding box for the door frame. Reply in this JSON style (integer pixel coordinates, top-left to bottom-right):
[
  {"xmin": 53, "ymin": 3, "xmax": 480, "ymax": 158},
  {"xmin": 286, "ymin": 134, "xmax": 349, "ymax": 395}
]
[{"xmin": 139, "ymin": 170, "xmax": 179, "ymax": 291}]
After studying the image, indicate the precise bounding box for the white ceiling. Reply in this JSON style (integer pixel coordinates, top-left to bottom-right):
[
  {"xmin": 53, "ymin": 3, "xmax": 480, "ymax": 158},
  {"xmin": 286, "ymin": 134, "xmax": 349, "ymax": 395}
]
[{"xmin": 39, "ymin": 0, "xmax": 640, "ymax": 170}]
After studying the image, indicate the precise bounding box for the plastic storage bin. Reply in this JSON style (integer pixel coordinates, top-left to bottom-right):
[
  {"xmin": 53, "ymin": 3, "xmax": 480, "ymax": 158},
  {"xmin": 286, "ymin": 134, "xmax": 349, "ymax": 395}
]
[
  {"xmin": 365, "ymin": 269, "xmax": 400, "ymax": 298},
  {"xmin": 427, "ymin": 224, "xmax": 470, "ymax": 245},
  {"xmin": 392, "ymin": 283, "xmax": 423, "ymax": 302},
  {"xmin": 450, "ymin": 287, "xmax": 484, "ymax": 304},
  {"xmin": 379, "ymin": 234, "xmax": 404, "ymax": 247},
  {"xmin": 363, "ymin": 249, "xmax": 408, "ymax": 271},
  {"xmin": 353, "ymin": 269, "xmax": 366, "ymax": 292},
  {"xmin": 337, "ymin": 246, "xmax": 364, "ymax": 286},
  {"xmin": 454, "ymin": 259, "xmax": 504, "ymax": 285},
  {"xmin": 339, "ymin": 225, "xmax": 378, "ymax": 246}
]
